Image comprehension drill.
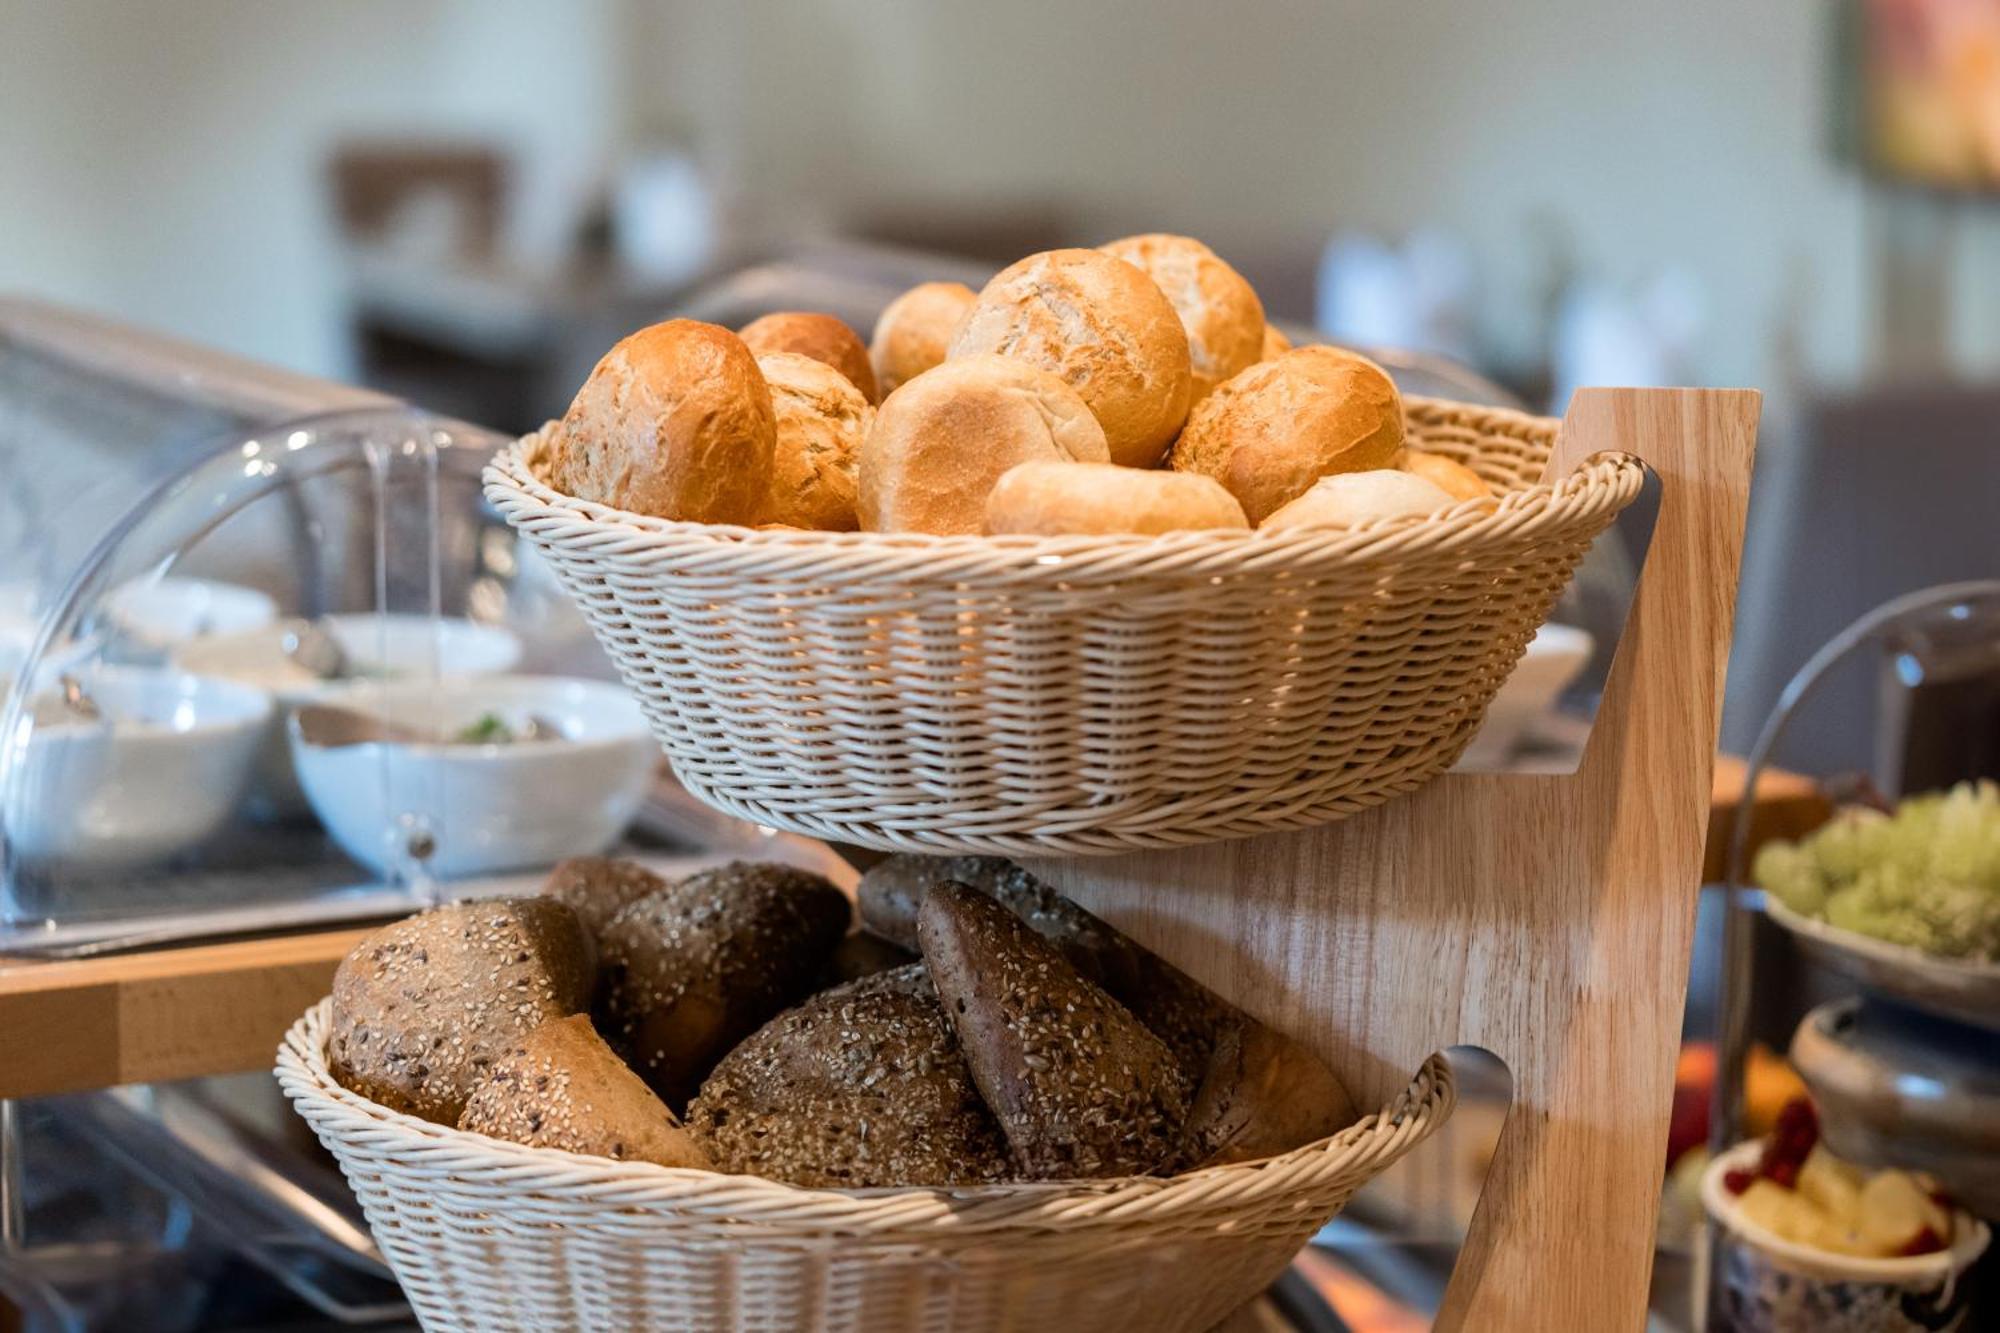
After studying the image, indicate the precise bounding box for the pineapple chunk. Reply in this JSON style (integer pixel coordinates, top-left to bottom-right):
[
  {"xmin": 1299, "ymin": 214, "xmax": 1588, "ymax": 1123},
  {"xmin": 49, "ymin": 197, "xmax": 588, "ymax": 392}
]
[
  {"xmin": 1858, "ymin": 1169, "xmax": 1952, "ymax": 1255},
  {"xmin": 1797, "ymin": 1146, "xmax": 1865, "ymax": 1226},
  {"xmin": 1736, "ymin": 1179, "xmax": 1829, "ymax": 1246}
]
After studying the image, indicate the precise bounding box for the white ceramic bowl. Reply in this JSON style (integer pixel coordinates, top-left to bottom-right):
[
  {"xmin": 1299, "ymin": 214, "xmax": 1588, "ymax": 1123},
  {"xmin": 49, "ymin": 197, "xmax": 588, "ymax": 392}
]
[
  {"xmin": 5, "ymin": 668, "xmax": 272, "ymax": 869},
  {"xmin": 173, "ymin": 614, "xmax": 524, "ymax": 816},
  {"xmin": 287, "ymin": 675, "xmax": 655, "ymax": 881},
  {"xmin": 1698, "ymin": 1141, "xmax": 1989, "ymax": 1332},
  {"xmin": 1453, "ymin": 622, "xmax": 1594, "ymax": 769},
  {"xmin": 106, "ymin": 577, "xmax": 278, "ymax": 653}
]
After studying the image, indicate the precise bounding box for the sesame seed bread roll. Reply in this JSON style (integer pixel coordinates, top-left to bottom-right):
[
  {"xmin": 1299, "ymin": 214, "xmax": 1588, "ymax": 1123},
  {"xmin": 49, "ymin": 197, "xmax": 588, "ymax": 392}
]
[
  {"xmin": 984, "ymin": 461, "xmax": 1248, "ymax": 536},
  {"xmin": 869, "ymin": 280, "xmax": 977, "ymax": 398},
  {"xmin": 738, "ymin": 310, "xmax": 878, "ymax": 402},
  {"xmin": 1400, "ymin": 447, "xmax": 1493, "ymax": 502},
  {"xmin": 754, "ymin": 352, "xmax": 873, "ymax": 530},
  {"xmin": 1100, "ymin": 234, "xmax": 1264, "ymax": 403},
  {"xmin": 1169, "ymin": 346, "xmax": 1405, "ymax": 524},
  {"xmin": 948, "ymin": 248, "xmax": 1192, "ymax": 468},
  {"xmin": 687, "ymin": 964, "xmax": 1014, "ymax": 1187},
  {"xmin": 549, "ymin": 319, "xmax": 774, "ymax": 524},
  {"xmin": 1261, "ymin": 323, "xmax": 1293, "ymax": 360},
  {"xmin": 1260, "ymin": 469, "xmax": 1458, "ymax": 533},
  {"xmin": 458, "ymin": 1014, "xmax": 713, "ymax": 1169},
  {"xmin": 857, "ymin": 354, "xmax": 1109, "ymax": 534},
  {"xmin": 329, "ymin": 898, "xmax": 594, "ymax": 1124},
  {"xmin": 540, "ymin": 856, "xmax": 668, "ymax": 952},
  {"xmin": 918, "ymin": 882, "xmax": 1191, "ymax": 1179}
]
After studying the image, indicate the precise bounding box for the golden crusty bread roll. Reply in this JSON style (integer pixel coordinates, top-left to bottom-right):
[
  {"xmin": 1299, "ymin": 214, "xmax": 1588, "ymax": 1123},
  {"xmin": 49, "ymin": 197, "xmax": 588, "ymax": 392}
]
[
  {"xmin": 739, "ymin": 311, "xmax": 878, "ymax": 402},
  {"xmin": 858, "ymin": 354, "xmax": 1110, "ymax": 534},
  {"xmin": 549, "ymin": 319, "xmax": 774, "ymax": 524},
  {"xmin": 1100, "ymin": 234, "xmax": 1264, "ymax": 403},
  {"xmin": 1260, "ymin": 469, "xmax": 1458, "ymax": 532},
  {"xmin": 985, "ymin": 461, "xmax": 1248, "ymax": 536},
  {"xmin": 1400, "ymin": 448, "xmax": 1492, "ymax": 502},
  {"xmin": 948, "ymin": 248, "xmax": 1192, "ymax": 469},
  {"xmin": 869, "ymin": 281, "xmax": 977, "ymax": 399},
  {"xmin": 1169, "ymin": 346, "xmax": 1404, "ymax": 524},
  {"xmin": 754, "ymin": 352, "xmax": 873, "ymax": 530},
  {"xmin": 1261, "ymin": 323, "xmax": 1293, "ymax": 360}
]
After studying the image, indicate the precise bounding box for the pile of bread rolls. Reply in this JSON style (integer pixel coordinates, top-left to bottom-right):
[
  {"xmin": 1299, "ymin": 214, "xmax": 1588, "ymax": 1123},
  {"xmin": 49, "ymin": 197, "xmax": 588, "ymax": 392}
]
[
  {"xmin": 328, "ymin": 855, "xmax": 1356, "ymax": 1187},
  {"xmin": 542, "ymin": 234, "xmax": 1496, "ymax": 537}
]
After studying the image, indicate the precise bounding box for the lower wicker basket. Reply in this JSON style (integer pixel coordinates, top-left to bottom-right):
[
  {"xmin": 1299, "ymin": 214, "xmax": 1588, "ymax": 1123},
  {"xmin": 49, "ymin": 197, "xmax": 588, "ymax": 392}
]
[{"xmin": 279, "ymin": 1000, "xmax": 1454, "ymax": 1333}]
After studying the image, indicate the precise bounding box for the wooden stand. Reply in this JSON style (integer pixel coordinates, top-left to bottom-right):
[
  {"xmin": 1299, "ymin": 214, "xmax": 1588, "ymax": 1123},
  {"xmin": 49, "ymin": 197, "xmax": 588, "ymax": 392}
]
[{"xmin": 1042, "ymin": 388, "xmax": 1760, "ymax": 1331}]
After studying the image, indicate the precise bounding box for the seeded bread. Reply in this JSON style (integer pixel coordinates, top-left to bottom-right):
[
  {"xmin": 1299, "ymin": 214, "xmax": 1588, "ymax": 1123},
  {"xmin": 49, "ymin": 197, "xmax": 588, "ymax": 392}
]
[
  {"xmin": 687, "ymin": 963, "xmax": 1013, "ymax": 1187},
  {"xmin": 539, "ymin": 856, "xmax": 667, "ymax": 949},
  {"xmin": 857, "ymin": 855, "xmax": 1221, "ymax": 1085},
  {"xmin": 1182, "ymin": 1015, "xmax": 1357, "ymax": 1167},
  {"xmin": 597, "ymin": 861, "xmax": 850, "ymax": 1110},
  {"xmin": 457, "ymin": 1014, "xmax": 713, "ymax": 1169},
  {"xmin": 329, "ymin": 898, "xmax": 593, "ymax": 1124},
  {"xmin": 918, "ymin": 883, "xmax": 1190, "ymax": 1179}
]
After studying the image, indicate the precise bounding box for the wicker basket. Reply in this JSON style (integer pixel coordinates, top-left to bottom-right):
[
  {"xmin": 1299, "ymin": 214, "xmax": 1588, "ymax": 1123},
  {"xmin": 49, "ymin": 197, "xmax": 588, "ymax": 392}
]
[
  {"xmin": 486, "ymin": 398, "xmax": 1643, "ymax": 856},
  {"xmin": 279, "ymin": 999, "xmax": 1454, "ymax": 1333}
]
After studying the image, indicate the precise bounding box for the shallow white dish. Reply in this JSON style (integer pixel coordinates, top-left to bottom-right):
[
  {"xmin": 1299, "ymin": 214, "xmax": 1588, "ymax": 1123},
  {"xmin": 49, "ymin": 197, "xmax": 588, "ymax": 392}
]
[
  {"xmin": 1765, "ymin": 896, "xmax": 1999, "ymax": 1033},
  {"xmin": 106, "ymin": 577, "xmax": 278, "ymax": 652},
  {"xmin": 174, "ymin": 614, "xmax": 523, "ymax": 815},
  {"xmin": 1453, "ymin": 622, "xmax": 1594, "ymax": 769},
  {"xmin": 288, "ymin": 675, "xmax": 654, "ymax": 880},
  {"xmin": 1698, "ymin": 1140, "xmax": 1988, "ymax": 1332},
  {"xmin": 6, "ymin": 668, "xmax": 272, "ymax": 869}
]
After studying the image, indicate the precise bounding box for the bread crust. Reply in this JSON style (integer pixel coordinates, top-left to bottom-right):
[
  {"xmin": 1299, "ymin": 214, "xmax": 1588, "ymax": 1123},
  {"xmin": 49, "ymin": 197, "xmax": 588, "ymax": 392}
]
[
  {"xmin": 1400, "ymin": 447, "xmax": 1493, "ymax": 501},
  {"xmin": 740, "ymin": 311, "xmax": 878, "ymax": 403},
  {"xmin": 985, "ymin": 460, "xmax": 1248, "ymax": 536},
  {"xmin": 869, "ymin": 281, "xmax": 976, "ymax": 398},
  {"xmin": 1260, "ymin": 468, "xmax": 1458, "ymax": 532},
  {"xmin": 948, "ymin": 248, "xmax": 1192, "ymax": 468},
  {"xmin": 1169, "ymin": 345, "xmax": 1405, "ymax": 523},
  {"xmin": 549, "ymin": 319, "xmax": 774, "ymax": 524},
  {"xmin": 755, "ymin": 352, "xmax": 873, "ymax": 530},
  {"xmin": 1100, "ymin": 234, "xmax": 1264, "ymax": 402}
]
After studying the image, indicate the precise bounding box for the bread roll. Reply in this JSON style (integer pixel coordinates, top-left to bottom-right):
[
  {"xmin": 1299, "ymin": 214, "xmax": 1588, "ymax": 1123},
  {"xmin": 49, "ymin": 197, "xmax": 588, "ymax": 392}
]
[
  {"xmin": 869, "ymin": 280, "xmax": 976, "ymax": 398},
  {"xmin": 687, "ymin": 964, "xmax": 1014, "ymax": 1187},
  {"xmin": 549, "ymin": 320, "xmax": 774, "ymax": 524},
  {"xmin": 1168, "ymin": 346, "xmax": 1404, "ymax": 523},
  {"xmin": 1182, "ymin": 1015, "xmax": 1357, "ymax": 1167},
  {"xmin": 857, "ymin": 354, "xmax": 1109, "ymax": 534},
  {"xmin": 597, "ymin": 862, "xmax": 850, "ymax": 1110},
  {"xmin": 1401, "ymin": 447, "xmax": 1492, "ymax": 501},
  {"xmin": 1260, "ymin": 469, "xmax": 1457, "ymax": 532},
  {"xmin": 458, "ymin": 1014, "xmax": 713, "ymax": 1169},
  {"xmin": 754, "ymin": 352, "xmax": 872, "ymax": 530},
  {"xmin": 1261, "ymin": 323, "xmax": 1294, "ymax": 360},
  {"xmin": 985, "ymin": 460, "xmax": 1248, "ymax": 536},
  {"xmin": 1100, "ymin": 234, "xmax": 1264, "ymax": 403},
  {"xmin": 540, "ymin": 856, "xmax": 666, "ymax": 951},
  {"xmin": 948, "ymin": 249, "xmax": 1192, "ymax": 468},
  {"xmin": 739, "ymin": 311, "xmax": 878, "ymax": 402},
  {"xmin": 329, "ymin": 898, "xmax": 593, "ymax": 1123}
]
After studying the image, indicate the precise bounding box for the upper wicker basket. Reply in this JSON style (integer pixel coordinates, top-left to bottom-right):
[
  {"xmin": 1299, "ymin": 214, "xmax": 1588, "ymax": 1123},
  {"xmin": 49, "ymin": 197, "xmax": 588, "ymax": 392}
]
[{"xmin": 486, "ymin": 397, "xmax": 1643, "ymax": 856}]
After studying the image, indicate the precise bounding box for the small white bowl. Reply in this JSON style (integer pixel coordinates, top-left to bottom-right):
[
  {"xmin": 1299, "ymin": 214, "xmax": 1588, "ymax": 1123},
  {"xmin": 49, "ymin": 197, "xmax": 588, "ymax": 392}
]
[
  {"xmin": 1699, "ymin": 1140, "xmax": 1989, "ymax": 1331},
  {"xmin": 6, "ymin": 669, "xmax": 272, "ymax": 869},
  {"xmin": 1453, "ymin": 622, "xmax": 1594, "ymax": 769},
  {"xmin": 173, "ymin": 614, "xmax": 524, "ymax": 815},
  {"xmin": 106, "ymin": 577, "xmax": 278, "ymax": 653},
  {"xmin": 287, "ymin": 675, "xmax": 655, "ymax": 881}
]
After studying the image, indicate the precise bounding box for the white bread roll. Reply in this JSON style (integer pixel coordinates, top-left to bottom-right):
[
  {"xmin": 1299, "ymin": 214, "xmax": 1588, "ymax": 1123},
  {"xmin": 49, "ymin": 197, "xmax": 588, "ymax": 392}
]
[
  {"xmin": 1260, "ymin": 470, "xmax": 1458, "ymax": 532},
  {"xmin": 948, "ymin": 249, "xmax": 1192, "ymax": 468},
  {"xmin": 1169, "ymin": 346, "xmax": 1404, "ymax": 524},
  {"xmin": 740, "ymin": 311, "xmax": 878, "ymax": 402},
  {"xmin": 869, "ymin": 281, "xmax": 977, "ymax": 399},
  {"xmin": 755, "ymin": 352, "xmax": 874, "ymax": 530},
  {"xmin": 1400, "ymin": 448, "xmax": 1492, "ymax": 502},
  {"xmin": 985, "ymin": 461, "xmax": 1249, "ymax": 536},
  {"xmin": 1099, "ymin": 234, "xmax": 1264, "ymax": 403},
  {"xmin": 858, "ymin": 354, "xmax": 1110, "ymax": 535},
  {"xmin": 551, "ymin": 319, "xmax": 774, "ymax": 524}
]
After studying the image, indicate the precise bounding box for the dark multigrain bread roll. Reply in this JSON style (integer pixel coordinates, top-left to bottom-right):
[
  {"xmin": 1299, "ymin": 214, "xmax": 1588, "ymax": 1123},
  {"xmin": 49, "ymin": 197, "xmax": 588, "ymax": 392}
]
[
  {"xmin": 329, "ymin": 898, "xmax": 593, "ymax": 1124},
  {"xmin": 597, "ymin": 861, "xmax": 850, "ymax": 1110},
  {"xmin": 539, "ymin": 856, "xmax": 668, "ymax": 948},
  {"xmin": 1180, "ymin": 1015, "xmax": 1357, "ymax": 1167},
  {"xmin": 457, "ymin": 1014, "xmax": 713, "ymax": 1169},
  {"xmin": 918, "ymin": 883, "xmax": 1190, "ymax": 1179},
  {"xmin": 857, "ymin": 854, "xmax": 1222, "ymax": 1086},
  {"xmin": 686, "ymin": 963, "xmax": 1013, "ymax": 1187}
]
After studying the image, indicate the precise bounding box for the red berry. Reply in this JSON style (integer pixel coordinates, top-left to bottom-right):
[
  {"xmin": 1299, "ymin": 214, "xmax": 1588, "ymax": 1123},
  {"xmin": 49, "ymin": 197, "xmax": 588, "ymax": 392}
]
[
  {"xmin": 1896, "ymin": 1226, "xmax": 1946, "ymax": 1257},
  {"xmin": 1723, "ymin": 1169, "xmax": 1755, "ymax": 1196},
  {"xmin": 1766, "ymin": 1159, "xmax": 1800, "ymax": 1190}
]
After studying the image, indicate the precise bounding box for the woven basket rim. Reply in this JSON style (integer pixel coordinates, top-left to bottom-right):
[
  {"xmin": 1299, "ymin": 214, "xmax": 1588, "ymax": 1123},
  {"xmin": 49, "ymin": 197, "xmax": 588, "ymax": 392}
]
[
  {"xmin": 278, "ymin": 997, "xmax": 1455, "ymax": 1232},
  {"xmin": 485, "ymin": 406, "xmax": 1643, "ymax": 567}
]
